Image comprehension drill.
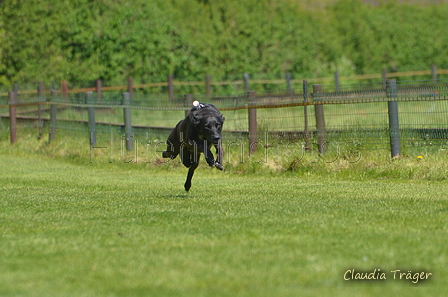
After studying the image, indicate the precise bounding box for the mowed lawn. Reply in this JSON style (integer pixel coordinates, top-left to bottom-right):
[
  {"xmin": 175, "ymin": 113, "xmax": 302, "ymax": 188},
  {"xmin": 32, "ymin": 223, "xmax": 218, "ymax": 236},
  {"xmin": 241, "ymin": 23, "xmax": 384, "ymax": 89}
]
[{"xmin": 1, "ymin": 153, "xmax": 447, "ymax": 297}]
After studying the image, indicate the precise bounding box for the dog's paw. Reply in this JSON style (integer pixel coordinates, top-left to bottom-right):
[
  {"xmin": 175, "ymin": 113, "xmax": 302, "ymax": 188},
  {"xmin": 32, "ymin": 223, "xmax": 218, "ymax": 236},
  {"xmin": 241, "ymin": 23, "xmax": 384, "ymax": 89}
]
[
  {"xmin": 206, "ymin": 159, "xmax": 215, "ymax": 167},
  {"xmin": 215, "ymin": 162, "xmax": 224, "ymax": 171}
]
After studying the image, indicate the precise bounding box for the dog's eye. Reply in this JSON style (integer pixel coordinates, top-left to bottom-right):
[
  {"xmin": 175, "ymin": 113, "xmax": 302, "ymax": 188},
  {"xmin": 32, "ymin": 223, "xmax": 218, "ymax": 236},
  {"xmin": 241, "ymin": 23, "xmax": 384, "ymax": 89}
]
[
  {"xmin": 216, "ymin": 124, "xmax": 221, "ymax": 129},
  {"xmin": 205, "ymin": 124, "xmax": 211, "ymax": 129}
]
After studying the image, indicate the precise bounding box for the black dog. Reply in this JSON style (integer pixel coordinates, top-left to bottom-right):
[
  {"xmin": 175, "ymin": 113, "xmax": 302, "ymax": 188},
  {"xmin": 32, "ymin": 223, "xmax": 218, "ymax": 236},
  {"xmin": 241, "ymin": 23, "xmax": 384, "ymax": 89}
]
[{"xmin": 162, "ymin": 103, "xmax": 225, "ymax": 191}]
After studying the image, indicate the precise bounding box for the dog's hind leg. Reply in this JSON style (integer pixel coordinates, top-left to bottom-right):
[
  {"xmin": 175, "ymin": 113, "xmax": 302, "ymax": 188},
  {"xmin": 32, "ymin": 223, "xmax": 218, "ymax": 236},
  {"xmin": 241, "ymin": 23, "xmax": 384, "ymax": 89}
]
[
  {"xmin": 162, "ymin": 138, "xmax": 179, "ymax": 159},
  {"xmin": 184, "ymin": 155, "xmax": 200, "ymax": 192},
  {"xmin": 180, "ymin": 146, "xmax": 192, "ymax": 168}
]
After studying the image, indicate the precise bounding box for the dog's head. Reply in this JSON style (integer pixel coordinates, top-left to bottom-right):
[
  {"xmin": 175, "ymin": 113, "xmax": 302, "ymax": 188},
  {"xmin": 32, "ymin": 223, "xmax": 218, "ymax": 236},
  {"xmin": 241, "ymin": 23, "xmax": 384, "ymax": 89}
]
[{"xmin": 192, "ymin": 106, "xmax": 225, "ymax": 145}]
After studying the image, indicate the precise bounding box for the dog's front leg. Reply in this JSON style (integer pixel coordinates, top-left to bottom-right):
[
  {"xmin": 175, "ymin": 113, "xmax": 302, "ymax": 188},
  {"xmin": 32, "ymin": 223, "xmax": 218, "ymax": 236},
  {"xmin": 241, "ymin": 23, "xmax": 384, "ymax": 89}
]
[
  {"xmin": 214, "ymin": 141, "xmax": 224, "ymax": 170},
  {"xmin": 202, "ymin": 140, "xmax": 216, "ymax": 167}
]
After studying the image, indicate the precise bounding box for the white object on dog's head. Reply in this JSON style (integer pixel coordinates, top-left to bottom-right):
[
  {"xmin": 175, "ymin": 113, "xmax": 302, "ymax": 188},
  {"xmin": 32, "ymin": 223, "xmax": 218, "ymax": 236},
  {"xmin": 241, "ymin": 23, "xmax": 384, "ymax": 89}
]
[{"xmin": 193, "ymin": 100, "xmax": 200, "ymax": 107}]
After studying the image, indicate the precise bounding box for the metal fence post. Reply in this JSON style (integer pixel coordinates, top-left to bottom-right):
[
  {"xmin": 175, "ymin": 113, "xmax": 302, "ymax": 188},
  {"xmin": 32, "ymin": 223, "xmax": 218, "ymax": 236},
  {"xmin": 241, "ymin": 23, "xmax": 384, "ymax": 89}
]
[
  {"xmin": 386, "ymin": 79, "xmax": 400, "ymax": 158},
  {"xmin": 87, "ymin": 91, "xmax": 96, "ymax": 146},
  {"xmin": 9, "ymin": 92, "xmax": 17, "ymax": 144},
  {"xmin": 49, "ymin": 90, "xmax": 58, "ymax": 142},
  {"xmin": 248, "ymin": 91, "xmax": 257, "ymax": 155},
  {"xmin": 122, "ymin": 92, "xmax": 133, "ymax": 151},
  {"xmin": 313, "ymin": 84, "xmax": 326, "ymax": 154}
]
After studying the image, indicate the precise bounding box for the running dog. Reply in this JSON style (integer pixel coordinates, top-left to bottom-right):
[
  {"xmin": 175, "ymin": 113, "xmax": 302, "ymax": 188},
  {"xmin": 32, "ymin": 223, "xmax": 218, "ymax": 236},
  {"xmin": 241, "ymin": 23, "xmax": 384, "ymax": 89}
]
[{"xmin": 162, "ymin": 103, "xmax": 225, "ymax": 191}]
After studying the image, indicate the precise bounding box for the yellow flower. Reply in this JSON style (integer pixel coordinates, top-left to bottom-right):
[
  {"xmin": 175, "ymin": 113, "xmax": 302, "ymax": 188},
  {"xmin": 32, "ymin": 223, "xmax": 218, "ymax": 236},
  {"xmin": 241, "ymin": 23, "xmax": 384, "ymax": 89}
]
[{"xmin": 417, "ymin": 156, "xmax": 423, "ymax": 160}]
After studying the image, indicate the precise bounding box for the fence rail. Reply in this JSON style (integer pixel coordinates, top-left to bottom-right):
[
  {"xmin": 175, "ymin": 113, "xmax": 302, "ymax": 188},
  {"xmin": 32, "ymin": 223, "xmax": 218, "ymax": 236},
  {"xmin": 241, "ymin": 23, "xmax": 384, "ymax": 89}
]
[{"xmin": 1, "ymin": 65, "xmax": 448, "ymax": 97}]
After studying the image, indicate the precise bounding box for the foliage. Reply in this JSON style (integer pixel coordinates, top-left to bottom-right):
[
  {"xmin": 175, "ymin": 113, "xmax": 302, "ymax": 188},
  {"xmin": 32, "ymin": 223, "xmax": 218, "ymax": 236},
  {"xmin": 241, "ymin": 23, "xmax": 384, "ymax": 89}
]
[
  {"xmin": 1, "ymin": 0, "xmax": 448, "ymax": 89},
  {"xmin": 331, "ymin": 0, "xmax": 448, "ymax": 74}
]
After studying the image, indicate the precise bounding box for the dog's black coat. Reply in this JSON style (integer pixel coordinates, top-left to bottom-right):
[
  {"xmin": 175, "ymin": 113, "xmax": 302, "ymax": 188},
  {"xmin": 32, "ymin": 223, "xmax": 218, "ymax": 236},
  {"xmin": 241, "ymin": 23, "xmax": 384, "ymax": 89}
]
[{"xmin": 162, "ymin": 103, "xmax": 225, "ymax": 191}]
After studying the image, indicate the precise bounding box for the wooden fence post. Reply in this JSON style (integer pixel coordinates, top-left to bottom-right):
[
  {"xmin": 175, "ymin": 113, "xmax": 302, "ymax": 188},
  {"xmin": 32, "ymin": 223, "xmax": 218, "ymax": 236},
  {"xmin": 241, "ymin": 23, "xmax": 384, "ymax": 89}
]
[
  {"xmin": 286, "ymin": 72, "xmax": 292, "ymax": 94},
  {"xmin": 313, "ymin": 84, "xmax": 326, "ymax": 154},
  {"xmin": 122, "ymin": 92, "xmax": 133, "ymax": 151},
  {"xmin": 96, "ymin": 79, "xmax": 102, "ymax": 103},
  {"xmin": 243, "ymin": 73, "xmax": 250, "ymax": 93},
  {"xmin": 382, "ymin": 68, "xmax": 388, "ymax": 89},
  {"xmin": 185, "ymin": 94, "xmax": 193, "ymax": 118},
  {"xmin": 9, "ymin": 91, "xmax": 17, "ymax": 144},
  {"xmin": 49, "ymin": 90, "xmax": 58, "ymax": 142},
  {"xmin": 431, "ymin": 64, "xmax": 437, "ymax": 82},
  {"xmin": 334, "ymin": 71, "xmax": 340, "ymax": 92},
  {"xmin": 386, "ymin": 79, "xmax": 400, "ymax": 158},
  {"xmin": 61, "ymin": 81, "xmax": 68, "ymax": 98},
  {"xmin": 168, "ymin": 75, "xmax": 174, "ymax": 100},
  {"xmin": 37, "ymin": 82, "xmax": 44, "ymax": 139},
  {"xmin": 248, "ymin": 91, "xmax": 257, "ymax": 155},
  {"xmin": 205, "ymin": 75, "xmax": 211, "ymax": 96},
  {"xmin": 303, "ymin": 80, "xmax": 310, "ymax": 150},
  {"xmin": 87, "ymin": 91, "xmax": 96, "ymax": 146},
  {"xmin": 128, "ymin": 77, "xmax": 133, "ymax": 99}
]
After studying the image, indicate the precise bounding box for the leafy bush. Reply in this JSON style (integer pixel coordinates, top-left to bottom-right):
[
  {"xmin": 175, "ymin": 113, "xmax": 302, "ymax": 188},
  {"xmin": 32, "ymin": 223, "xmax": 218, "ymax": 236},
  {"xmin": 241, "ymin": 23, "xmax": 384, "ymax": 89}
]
[{"xmin": 1, "ymin": 0, "xmax": 447, "ymax": 90}]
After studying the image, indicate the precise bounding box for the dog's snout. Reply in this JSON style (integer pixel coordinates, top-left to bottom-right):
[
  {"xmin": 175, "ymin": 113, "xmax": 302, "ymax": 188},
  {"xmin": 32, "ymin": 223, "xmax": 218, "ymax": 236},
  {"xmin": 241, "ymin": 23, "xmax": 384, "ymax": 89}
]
[{"xmin": 212, "ymin": 135, "xmax": 221, "ymax": 143}]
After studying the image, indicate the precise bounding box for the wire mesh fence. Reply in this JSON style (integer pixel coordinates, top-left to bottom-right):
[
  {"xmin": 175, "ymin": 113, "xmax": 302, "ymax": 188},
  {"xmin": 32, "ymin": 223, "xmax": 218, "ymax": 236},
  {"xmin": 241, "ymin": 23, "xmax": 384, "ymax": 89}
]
[{"xmin": 1, "ymin": 79, "xmax": 448, "ymax": 160}]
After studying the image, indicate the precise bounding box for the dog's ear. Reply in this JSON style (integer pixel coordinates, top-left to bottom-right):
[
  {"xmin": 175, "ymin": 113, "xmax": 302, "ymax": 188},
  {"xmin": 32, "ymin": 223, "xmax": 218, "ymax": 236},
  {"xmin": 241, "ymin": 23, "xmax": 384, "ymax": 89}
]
[
  {"xmin": 220, "ymin": 114, "xmax": 225, "ymax": 123},
  {"xmin": 188, "ymin": 111, "xmax": 200, "ymax": 125},
  {"xmin": 192, "ymin": 115, "xmax": 200, "ymax": 126}
]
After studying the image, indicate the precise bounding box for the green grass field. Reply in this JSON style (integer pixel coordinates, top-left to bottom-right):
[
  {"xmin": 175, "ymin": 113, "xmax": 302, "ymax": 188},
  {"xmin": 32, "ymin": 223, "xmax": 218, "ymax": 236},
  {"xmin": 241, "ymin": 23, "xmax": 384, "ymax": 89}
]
[{"xmin": 1, "ymin": 136, "xmax": 448, "ymax": 296}]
